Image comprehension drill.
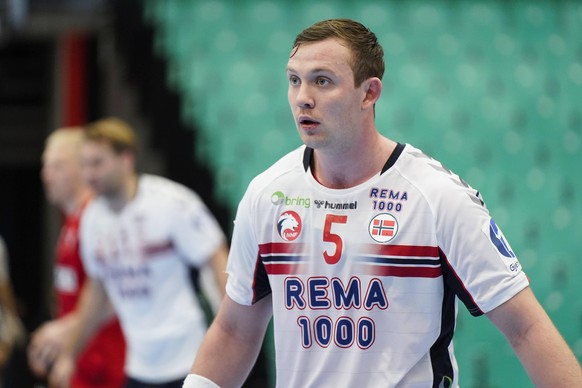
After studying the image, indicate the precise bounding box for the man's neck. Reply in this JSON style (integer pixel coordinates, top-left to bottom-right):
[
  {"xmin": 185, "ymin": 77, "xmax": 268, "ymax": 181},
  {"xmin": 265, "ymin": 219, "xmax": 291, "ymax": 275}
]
[
  {"xmin": 312, "ymin": 134, "xmax": 396, "ymax": 189},
  {"xmin": 107, "ymin": 173, "xmax": 139, "ymax": 213},
  {"xmin": 61, "ymin": 187, "xmax": 92, "ymax": 216}
]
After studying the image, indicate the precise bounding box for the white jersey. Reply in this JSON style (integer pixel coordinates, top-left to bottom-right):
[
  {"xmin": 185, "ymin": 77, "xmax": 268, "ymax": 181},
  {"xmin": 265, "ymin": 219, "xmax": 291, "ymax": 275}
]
[
  {"xmin": 226, "ymin": 144, "xmax": 529, "ymax": 388},
  {"xmin": 80, "ymin": 174, "xmax": 224, "ymax": 382}
]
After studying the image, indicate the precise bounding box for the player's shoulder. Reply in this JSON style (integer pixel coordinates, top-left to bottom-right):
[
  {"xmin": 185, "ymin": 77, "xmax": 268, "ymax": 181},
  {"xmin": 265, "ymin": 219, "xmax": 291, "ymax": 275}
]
[
  {"xmin": 138, "ymin": 174, "xmax": 201, "ymax": 204},
  {"xmin": 82, "ymin": 196, "xmax": 106, "ymax": 221},
  {"xmin": 245, "ymin": 145, "xmax": 307, "ymax": 198},
  {"xmin": 394, "ymin": 144, "xmax": 478, "ymax": 202},
  {"xmin": 79, "ymin": 197, "xmax": 108, "ymax": 236}
]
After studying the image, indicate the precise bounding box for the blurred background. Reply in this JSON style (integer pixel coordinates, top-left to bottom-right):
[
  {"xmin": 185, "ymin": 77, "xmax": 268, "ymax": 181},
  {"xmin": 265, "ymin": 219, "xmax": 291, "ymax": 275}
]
[{"xmin": 0, "ymin": 0, "xmax": 581, "ymax": 386}]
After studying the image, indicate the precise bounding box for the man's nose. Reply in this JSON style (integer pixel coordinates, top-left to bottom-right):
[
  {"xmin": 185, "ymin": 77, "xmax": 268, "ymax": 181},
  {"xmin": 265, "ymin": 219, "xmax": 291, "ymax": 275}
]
[{"xmin": 295, "ymin": 85, "xmax": 314, "ymax": 109}]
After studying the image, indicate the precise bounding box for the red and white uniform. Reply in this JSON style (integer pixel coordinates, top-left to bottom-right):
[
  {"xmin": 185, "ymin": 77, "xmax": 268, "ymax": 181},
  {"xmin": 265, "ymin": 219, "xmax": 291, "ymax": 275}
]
[
  {"xmin": 80, "ymin": 175, "xmax": 225, "ymax": 383},
  {"xmin": 226, "ymin": 143, "xmax": 529, "ymax": 387},
  {"xmin": 54, "ymin": 198, "xmax": 126, "ymax": 388}
]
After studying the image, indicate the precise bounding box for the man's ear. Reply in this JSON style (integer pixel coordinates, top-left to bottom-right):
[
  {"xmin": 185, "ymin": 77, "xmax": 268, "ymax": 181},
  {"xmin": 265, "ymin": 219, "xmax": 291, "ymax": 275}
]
[
  {"xmin": 362, "ymin": 77, "xmax": 382, "ymax": 110},
  {"xmin": 121, "ymin": 150, "xmax": 136, "ymax": 172}
]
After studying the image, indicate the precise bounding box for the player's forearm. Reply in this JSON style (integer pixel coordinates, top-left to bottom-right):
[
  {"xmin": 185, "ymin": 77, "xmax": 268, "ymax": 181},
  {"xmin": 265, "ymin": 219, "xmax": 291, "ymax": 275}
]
[
  {"xmin": 55, "ymin": 311, "xmax": 80, "ymax": 333},
  {"xmin": 210, "ymin": 244, "xmax": 229, "ymax": 296},
  {"xmin": 509, "ymin": 317, "xmax": 582, "ymax": 386},
  {"xmin": 60, "ymin": 310, "xmax": 98, "ymax": 360},
  {"xmin": 191, "ymin": 318, "xmax": 263, "ymax": 387},
  {"xmin": 487, "ymin": 287, "xmax": 582, "ymax": 386},
  {"xmin": 62, "ymin": 280, "xmax": 110, "ymax": 360},
  {"xmin": 74, "ymin": 315, "xmax": 109, "ymax": 356}
]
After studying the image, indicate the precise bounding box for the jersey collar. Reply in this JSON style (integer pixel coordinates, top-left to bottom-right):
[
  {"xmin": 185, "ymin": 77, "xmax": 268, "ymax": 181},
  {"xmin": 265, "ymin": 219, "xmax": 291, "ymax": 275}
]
[{"xmin": 302, "ymin": 142, "xmax": 405, "ymax": 175}]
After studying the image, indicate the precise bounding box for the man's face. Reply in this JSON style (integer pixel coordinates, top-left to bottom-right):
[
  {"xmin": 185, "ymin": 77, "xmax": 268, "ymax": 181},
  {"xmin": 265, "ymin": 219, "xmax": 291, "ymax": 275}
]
[
  {"xmin": 80, "ymin": 141, "xmax": 127, "ymax": 198},
  {"xmin": 41, "ymin": 144, "xmax": 82, "ymax": 207},
  {"xmin": 286, "ymin": 38, "xmax": 367, "ymax": 152}
]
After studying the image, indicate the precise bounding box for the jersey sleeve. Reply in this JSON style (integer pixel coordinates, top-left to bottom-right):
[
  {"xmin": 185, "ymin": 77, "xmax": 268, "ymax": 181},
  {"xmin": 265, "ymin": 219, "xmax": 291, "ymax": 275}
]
[
  {"xmin": 79, "ymin": 205, "xmax": 103, "ymax": 279},
  {"xmin": 171, "ymin": 193, "xmax": 225, "ymax": 267},
  {"xmin": 434, "ymin": 178, "xmax": 529, "ymax": 316},
  {"xmin": 225, "ymin": 188, "xmax": 266, "ymax": 306}
]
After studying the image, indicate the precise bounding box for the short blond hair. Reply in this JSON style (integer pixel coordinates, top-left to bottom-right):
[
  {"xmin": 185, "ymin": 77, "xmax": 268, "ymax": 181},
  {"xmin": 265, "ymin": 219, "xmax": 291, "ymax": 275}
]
[
  {"xmin": 84, "ymin": 117, "xmax": 136, "ymax": 154},
  {"xmin": 44, "ymin": 127, "xmax": 85, "ymax": 161},
  {"xmin": 45, "ymin": 127, "xmax": 85, "ymax": 151}
]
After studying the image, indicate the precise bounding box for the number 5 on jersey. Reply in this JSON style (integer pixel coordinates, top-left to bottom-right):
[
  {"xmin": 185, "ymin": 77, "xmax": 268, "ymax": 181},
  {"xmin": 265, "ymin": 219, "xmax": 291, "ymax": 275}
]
[{"xmin": 323, "ymin": 214, "xmax": 348, "ymax": 264}]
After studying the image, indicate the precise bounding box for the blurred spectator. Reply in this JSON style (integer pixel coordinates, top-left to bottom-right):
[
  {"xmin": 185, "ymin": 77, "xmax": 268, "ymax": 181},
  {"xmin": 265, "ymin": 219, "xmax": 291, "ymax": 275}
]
[
  {"xmin": 28, "ymin": 128, "xmax": 126, "ymax": 387},
  {"xmin": 49, "ymin": 118, "xmax": 228, "ymax": 388}
]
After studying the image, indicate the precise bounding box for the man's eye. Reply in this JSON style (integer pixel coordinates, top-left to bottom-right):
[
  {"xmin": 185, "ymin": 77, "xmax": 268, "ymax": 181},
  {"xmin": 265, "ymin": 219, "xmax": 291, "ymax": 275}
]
[
  {"xmin": 316, "ymin": 78, "xmax": 329, "ymax": 86},
  {"xmin": 289, "ymin": 76, "xmax": 300, "ymax": 85}
]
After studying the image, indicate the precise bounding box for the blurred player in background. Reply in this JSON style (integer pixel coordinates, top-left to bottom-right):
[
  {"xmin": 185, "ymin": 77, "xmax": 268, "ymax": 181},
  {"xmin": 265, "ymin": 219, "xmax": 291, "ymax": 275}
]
[
  {"xmin": 0, "ymin": 235, "xmax": 26, "ymax": 378},
  {"xmin": 49, "ymin": 118, "xmax": 228, "ymax": 388},
  {"xmin": 184, "ymin": 18, "xmax": 582, "ymax": 387},
  {"xmin": 29, "ymin": 128, "xmax": 126, "ymax": 387}
]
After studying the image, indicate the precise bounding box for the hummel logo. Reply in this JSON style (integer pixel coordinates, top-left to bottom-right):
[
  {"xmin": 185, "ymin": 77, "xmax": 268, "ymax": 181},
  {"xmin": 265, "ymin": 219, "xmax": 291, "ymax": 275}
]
[{"xmin": 313, "ymin": 200, "xmax": 357, "ymax": 210}]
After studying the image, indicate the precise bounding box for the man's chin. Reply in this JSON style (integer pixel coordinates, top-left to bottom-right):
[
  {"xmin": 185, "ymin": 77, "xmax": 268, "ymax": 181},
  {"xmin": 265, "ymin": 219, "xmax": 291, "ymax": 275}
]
[
  {"xmin": 44, "ymin": 193, "xmax": 60, "ymax": 206},
  {"xmin": 301, "ymin": 139, "xmax": 329, "ymax": 150},
  {"xmin": 88, "ymin": 185, "xmax": 106, "ymax": 197},
  {"xmin": 299, "ymin": 133, "xmax": 327, "ymax": 150}
]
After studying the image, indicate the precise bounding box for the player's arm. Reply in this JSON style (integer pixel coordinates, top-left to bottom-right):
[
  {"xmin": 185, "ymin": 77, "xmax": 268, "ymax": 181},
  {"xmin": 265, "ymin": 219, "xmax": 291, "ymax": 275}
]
[
  {"xmin": 0, "ymin": 242, "xmax": 26, "ymax": 364},
  {"xmin": 0, "ymin": 279, "xmax": 26, "ymax": 369},
  {"xmin": 172, "ymin": 194, "xmax": 229, "ymax": 309},
  {"xmin": 487, "ymin": 286, "xmax": 582, "ymax": 386},
  {"xmin": 197, "ymin": 243, "xmax": 229, "ymax": 314},
  {"xmin": 185, "ymin": 294, "xmax": 272, "ymax": 388},
  {"xmin": 208, "ymin": 243, "xmax": 229, "ymax": 296},
  {"xmin": 28, "ymin": 311, "xmax": 80, "ymax": 377},
  {"xmin": 48, "ymin": 277, "xmax": 113, "ymax": 387}
]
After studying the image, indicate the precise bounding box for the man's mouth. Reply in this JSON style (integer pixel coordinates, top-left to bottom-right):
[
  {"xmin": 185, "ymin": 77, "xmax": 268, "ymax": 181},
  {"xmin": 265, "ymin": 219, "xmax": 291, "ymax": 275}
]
[{"xmin": 299, "ymin": 117, "xmax": 320, "ymax": 129}]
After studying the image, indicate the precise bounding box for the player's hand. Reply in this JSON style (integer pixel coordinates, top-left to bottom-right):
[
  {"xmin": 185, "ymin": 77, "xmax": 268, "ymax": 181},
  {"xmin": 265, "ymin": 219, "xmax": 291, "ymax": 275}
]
[
  {"xmin": 0, "ymin": 311, "xmax": 26, "ymax": 370},
  {"xmin": 48, "ymin": 354, "xmax": 74, "ymax": 388},
  {"xmin": 27, "ymin": 320, "xmax": 68, "ymax": 377}
]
